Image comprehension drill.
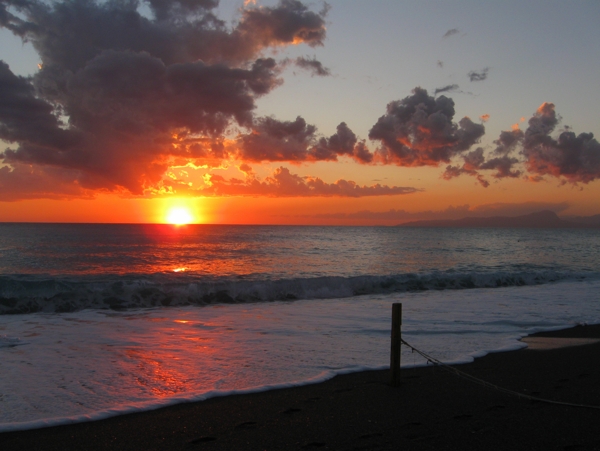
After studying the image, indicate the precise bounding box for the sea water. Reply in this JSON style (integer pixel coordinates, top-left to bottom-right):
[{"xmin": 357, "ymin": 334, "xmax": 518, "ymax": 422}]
[{"xmin": 0, "ymin": 224, "xmax": 599, "ymax": 431}]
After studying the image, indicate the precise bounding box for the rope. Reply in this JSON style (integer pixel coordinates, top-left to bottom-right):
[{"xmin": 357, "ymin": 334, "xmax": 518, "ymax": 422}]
[{"xmin": 400, "ymin": 337, "xmax": 600, "ymax": 410}]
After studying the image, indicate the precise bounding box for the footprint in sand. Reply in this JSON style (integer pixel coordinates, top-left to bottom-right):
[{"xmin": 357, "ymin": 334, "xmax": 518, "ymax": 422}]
[
  {"xmin": 235, "ymin": 421, "xmax": 257, "ymax": 429},
  {"xmin": 188, "ymin": 436, "xmax": 217, "ymax": 445},
  {"xmin": 301, "ymin": 442, "xmax": 327, "ymax": 449}
]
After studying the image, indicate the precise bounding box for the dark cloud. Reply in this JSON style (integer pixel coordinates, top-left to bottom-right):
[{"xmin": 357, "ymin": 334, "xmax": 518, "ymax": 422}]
[
  {"xmin": 443, "ymin": 28, "xmax": 459, "ymax": 38},
  {"xmin": 479, "ymin": 155, "xmax": 522, "ymax": 179},
  {"xmin": 351, "ymin": 142, "xmax": 374, "ymax": 164},
  {"xmin": 468, "ymin": 68, "xmax": 489, "ymax": 82},
  {"xmin": 235, "ymin": 118, "xmax": 374, "ymax": 163},
  {"xmin": 234, "ymin": 116, "xmax": 317, "ymax": 162},
  {"xmin": 237, "ymin": 0, "xmax": 327, "ymax": 55},
  {"xmin": 0, "ymin": 0, "xmax": 327, "ymax": 68},
  {"xmin": 0, "ymin": 163, "xmax": 89, "ymax": 201},
  {"xmin": 0, "ymin": 0, "xmax": 329, "ymax": 198},
  {"xmin": 368, "ymin": 87, "xmax": 485, "ymax": 167},
  {"xmin": 522, "ymin": 103, "xmax": 600, "ymax": 184},
  {"xmin": 523, "ymin": 103, "xmax": 560, "ymax": 149},
  {"xmin": 493, "ymin": 127, "xmax": 524, "ymax": 154},
  {"xmin": 173, "ymin": 166, "xmax": 420, "ymax": 197},
  {"xmin": 443, "ymin": 145, "xmax": 522, "ymax": 187},
  {"xmin": 311, "ymin": 122, "xmax": 373, "ymax": 163},
  {"xmin": 294, "ymin": 56, "xmax": 331, "ymax": 76},
  {"xmin": 434, "ymin": 84, "xmax": 459, "ymax": 96},
  {"xmin": 0, "ymin": 61, "xmax": 77, "ymax": 150},
  {"xmin": 3, "ymin": 52, "xmax": 282, "ymax": 193},
  {"xmin": 443, "ymin": 102, "xmax": 600, "ymax": 187},
  {"xmin": 443, "ymin": 147, "xmax": 490, "ymax": 187},
  {"xmin": 146, "ymin": 0, "xmax": 219, "ymax": 22},
  {"xmin": 311, "ymin": 122, "xmax": 356, "ymax": 160}
]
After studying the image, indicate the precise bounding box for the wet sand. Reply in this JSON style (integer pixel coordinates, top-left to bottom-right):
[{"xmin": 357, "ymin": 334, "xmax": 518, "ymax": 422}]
[{"xmin": 2, "ymin": 324, "xmax": 600, "ymax": 451}]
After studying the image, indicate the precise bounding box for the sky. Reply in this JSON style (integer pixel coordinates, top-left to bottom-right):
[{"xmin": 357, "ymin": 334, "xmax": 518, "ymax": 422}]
[{"xmin": 0, "ymin": 0, "xmax": 599, "ymax": 225}]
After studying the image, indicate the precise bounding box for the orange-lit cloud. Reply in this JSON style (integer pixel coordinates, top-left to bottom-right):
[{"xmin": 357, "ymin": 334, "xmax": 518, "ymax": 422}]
[{"xmin": 164, "ymin": 166, "xmax": 420, "ymax": 198}]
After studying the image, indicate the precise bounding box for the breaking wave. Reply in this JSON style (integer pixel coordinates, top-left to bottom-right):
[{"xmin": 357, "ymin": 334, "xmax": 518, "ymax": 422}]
[{"xmin": 1, "ymin": 270, "xmax": 597, "ymax": 314}]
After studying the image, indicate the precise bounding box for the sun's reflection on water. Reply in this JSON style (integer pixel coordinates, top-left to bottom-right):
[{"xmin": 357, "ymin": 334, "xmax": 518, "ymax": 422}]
[
  {"xmin": 125, "ymin": 348, "xmax": 192, "ymax": 397},
  {"xmin": 116, "ymin": 314, "xmax": 233, "ymax": 398}
]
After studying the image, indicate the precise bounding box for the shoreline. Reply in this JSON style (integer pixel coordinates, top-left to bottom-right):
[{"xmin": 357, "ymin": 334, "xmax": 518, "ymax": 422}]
[
  {"xmin": 0, "ymin": 320, "xmax": 580, "ymax": 434},
  {"xmin": 2, "ymin": 324, "xmax": 600, "ymax": 450}
]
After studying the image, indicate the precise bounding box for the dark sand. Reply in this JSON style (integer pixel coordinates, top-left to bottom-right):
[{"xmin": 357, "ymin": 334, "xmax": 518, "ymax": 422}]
[{"xmin": 2, "ymin": 325, "xmax": 600, "ymax": 451}]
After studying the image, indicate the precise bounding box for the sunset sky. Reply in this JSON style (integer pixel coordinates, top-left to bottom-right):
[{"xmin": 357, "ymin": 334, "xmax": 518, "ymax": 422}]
[{"xmin": 1, "ymin": 0, "xmax": 599, "ymax": 225}]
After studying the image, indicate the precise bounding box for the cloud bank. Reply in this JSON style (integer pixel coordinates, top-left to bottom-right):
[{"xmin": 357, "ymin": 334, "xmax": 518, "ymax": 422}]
[
  {"xmin": 444, "ymin": 102, "xmax": 600, "ymax": 187},
  {"xmin": 0, "ymin": 0, "xmax": 357, "ymax": 199},
  {"xmin": 0, "ymin": 0, "xmax": 598, "ymax": 202},
  {"xmin": 195, "ymin": 166, "xmax": 420, "ymax": 197}
]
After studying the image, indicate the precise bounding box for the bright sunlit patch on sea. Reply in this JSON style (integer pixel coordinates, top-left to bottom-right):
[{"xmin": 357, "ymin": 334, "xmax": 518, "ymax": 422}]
[{"xmin": 1, "ymin": 279, "xmax": 600, "ymax": 432}]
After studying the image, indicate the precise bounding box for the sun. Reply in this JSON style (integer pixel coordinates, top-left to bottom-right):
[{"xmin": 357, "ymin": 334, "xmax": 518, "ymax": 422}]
[{"xmin": 166, "ymin": 207, "xmax": 194, "ymax": 225}]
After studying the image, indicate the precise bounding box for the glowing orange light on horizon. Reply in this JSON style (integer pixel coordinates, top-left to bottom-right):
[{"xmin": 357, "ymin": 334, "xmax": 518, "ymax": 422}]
[
  {"xmin": 173, "ymin": 267, "xmax": 188, "ymax": 272},
  {"xmin": 166, "ymin": 206, "xmax": 194, "ymax": 225}
]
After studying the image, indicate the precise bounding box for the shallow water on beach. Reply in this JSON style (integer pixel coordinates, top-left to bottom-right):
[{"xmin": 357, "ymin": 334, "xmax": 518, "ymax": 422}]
[
  {"xmin": 1, "ymin": 224, "xmax": 599, "ymax": 431},
  {"xmin": 2, "ymin": 280, "xmax": 600, "ymax": 431}
]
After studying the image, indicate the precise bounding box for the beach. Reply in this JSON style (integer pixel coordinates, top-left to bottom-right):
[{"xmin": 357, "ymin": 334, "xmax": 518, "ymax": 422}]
[{"xmin": 1, "ymin": 324, "xmax": 599, "ymax": 451}]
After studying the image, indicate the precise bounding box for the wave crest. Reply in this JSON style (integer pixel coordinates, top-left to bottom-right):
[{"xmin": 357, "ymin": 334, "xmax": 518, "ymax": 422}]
[{"xmin": 0, "ymin": 270, "xmax": 595, "ymax": 314}]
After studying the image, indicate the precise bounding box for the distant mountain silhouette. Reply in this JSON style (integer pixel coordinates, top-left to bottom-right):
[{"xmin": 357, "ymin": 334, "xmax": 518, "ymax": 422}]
[{"xmin": 398, "ymin": 210, "xmax": 599, "ymax": 228}]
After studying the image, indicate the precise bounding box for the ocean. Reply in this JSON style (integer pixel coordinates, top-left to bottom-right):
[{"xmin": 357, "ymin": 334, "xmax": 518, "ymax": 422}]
[{"xmin": 1, "ymin": 224, "xmax": 599, "ymax": 432}]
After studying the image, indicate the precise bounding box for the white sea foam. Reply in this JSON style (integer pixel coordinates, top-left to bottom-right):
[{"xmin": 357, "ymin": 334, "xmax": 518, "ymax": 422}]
[
  {"xmin": 0, "ymin": 269, "xmax": 594, "ymax": 314},
  {"xmin": 1, "ymin": 279, "xmax": 599, "ymax": 432}
]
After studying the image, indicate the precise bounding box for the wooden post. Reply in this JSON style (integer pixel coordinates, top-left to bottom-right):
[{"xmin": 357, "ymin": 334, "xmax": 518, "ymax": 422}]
[{"xmin": 390, "ymin": 303, "xmax": 402, "ymax": 387}]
